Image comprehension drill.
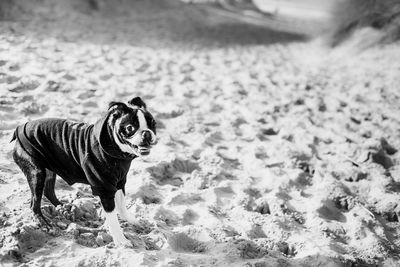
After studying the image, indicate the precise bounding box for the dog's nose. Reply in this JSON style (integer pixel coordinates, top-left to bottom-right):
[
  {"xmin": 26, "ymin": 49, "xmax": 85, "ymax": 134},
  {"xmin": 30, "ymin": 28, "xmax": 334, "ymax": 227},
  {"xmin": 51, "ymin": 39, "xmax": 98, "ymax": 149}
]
[{"xmin": 142, "ymin": 130, "xmax": 151, "ymax": 143}]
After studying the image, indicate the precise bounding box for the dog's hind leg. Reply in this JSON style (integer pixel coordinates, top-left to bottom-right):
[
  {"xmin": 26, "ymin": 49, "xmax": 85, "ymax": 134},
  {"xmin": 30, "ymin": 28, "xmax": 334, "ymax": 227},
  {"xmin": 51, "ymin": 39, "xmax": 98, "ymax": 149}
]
[
  {"xmin": 44, "ymin": 169, "xmax": 62, "ymax": 207},
  {"xmin": 13, "ymin": 142, "xmax": 51, "ymax": 227}
]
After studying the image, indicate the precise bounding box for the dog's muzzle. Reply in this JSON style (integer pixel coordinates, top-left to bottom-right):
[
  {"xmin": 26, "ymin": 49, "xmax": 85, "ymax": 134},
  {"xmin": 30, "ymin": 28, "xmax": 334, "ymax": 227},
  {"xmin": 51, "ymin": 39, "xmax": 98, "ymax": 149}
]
[
  {"xmin": 137, "ymin": 130, "xmax": 157, "ymax": 155},
  {"xmin": 142, "ymin": 131, "xmax": 152, "ymax": 144}
]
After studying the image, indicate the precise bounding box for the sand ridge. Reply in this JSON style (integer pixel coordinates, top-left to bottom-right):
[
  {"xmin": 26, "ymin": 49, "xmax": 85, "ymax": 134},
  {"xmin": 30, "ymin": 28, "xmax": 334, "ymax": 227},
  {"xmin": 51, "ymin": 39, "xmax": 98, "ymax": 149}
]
[{"xmin": 0, "ymin": 0, "xmax": 400, "ymax": 266}]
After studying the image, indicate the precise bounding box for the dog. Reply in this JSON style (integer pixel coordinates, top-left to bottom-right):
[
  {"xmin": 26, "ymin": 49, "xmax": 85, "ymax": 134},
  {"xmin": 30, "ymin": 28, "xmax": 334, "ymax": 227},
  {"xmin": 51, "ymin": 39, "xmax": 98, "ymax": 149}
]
[{"xmin": 11, "ymin": 97, "xmax": 157, "ymax": 246}]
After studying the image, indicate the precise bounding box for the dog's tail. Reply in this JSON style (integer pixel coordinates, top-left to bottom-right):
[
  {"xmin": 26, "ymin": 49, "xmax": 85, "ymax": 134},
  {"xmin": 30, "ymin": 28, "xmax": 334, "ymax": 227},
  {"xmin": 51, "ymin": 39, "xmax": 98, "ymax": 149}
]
[{"xmin": 10, "ymin": 130, "xmax": 16, "ymax": 143}]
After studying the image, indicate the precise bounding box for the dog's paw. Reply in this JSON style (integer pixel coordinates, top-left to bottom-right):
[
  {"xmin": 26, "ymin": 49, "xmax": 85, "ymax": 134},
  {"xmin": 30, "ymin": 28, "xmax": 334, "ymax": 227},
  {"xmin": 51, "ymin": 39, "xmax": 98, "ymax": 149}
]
[
  {"xmin": 33, "ymin": 213, "xmax": 53, "ymax": 231},
  {"xmin": 42, "ymin": 205, "xmax": 57, "ymax": 218},
  {"xmin": 55, "ymin": 204, "xmax": 75, "ymax": 221}
]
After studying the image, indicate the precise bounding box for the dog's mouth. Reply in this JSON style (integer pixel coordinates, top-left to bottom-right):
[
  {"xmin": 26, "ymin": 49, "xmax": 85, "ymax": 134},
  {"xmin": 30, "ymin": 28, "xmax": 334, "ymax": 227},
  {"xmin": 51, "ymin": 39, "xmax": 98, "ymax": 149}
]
[{"xmin": 133, "ymin": 144, "xmax": 151, "ymax": 156}]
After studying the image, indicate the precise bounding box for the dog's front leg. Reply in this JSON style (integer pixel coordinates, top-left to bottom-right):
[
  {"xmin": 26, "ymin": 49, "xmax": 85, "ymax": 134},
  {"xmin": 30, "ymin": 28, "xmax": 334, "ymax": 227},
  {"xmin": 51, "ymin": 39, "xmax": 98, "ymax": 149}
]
[
  {"xmin": 100, "ymin": 197, "xmax": 131, "ymax": 247},
  {"xmin": 115, "ymin": 189, "xmax": 139, "ymax": 225}
]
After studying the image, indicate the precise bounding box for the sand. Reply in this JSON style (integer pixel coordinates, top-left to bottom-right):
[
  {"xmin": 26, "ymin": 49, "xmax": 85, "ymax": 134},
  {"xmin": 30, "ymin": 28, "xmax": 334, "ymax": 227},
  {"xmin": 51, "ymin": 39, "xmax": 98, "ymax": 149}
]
[{"xmin": 0, "ymin": 0, "xmax": 399, "ymax": 266}]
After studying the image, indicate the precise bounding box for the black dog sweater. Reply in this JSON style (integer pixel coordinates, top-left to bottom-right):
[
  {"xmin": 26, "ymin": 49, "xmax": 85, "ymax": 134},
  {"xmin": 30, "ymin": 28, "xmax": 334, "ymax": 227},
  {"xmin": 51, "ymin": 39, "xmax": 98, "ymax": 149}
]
[{"xmin": 13, "ymin": 112, "xmax": 136, "ymax": 199}]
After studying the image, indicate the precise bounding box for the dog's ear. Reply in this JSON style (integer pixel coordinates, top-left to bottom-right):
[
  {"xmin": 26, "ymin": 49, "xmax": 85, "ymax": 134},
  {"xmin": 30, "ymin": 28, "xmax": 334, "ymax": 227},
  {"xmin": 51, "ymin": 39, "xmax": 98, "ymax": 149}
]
[
  {"xmin": 128, "ymin": 97, "xmax": 147, "ymax": 109},
  {"xmin": 108, "ymin": 101, "xmax": 130, "ymax": 113}
]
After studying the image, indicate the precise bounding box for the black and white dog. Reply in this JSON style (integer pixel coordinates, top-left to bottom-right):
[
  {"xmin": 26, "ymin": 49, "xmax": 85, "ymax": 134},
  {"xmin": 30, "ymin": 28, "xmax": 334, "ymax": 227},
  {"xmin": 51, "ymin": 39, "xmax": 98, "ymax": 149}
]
[{"xmin": 11, "ymin": 97, "xmax": 157, "ymax": 246}]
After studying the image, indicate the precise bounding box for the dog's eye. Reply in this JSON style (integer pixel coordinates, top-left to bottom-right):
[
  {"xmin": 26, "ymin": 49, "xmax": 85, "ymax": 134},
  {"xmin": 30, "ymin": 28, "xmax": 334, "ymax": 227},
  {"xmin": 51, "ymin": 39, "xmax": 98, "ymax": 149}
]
[{"xmin": 124, "ymin": 125, "xmax": 135, "ymax": 136}]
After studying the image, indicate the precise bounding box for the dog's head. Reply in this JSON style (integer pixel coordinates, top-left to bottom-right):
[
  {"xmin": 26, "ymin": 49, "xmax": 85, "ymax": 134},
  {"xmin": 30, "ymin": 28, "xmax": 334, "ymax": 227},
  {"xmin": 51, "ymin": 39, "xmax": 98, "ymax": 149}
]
[{"xmin": 106, "ymin": 97, "xmax": 157, "ymax": 157}]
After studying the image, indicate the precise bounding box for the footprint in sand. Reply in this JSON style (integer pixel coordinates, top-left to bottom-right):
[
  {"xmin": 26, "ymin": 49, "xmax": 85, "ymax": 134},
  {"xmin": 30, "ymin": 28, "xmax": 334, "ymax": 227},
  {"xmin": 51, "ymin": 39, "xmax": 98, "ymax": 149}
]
[
  {"xmin": 8, "ymin": 63, "xmax": 20, "ymax": 72},
  {"xmin": 154, "ymin": 207, "xmax": 180, "ymax": 227},
  {"xmin": 76, "ymin": 89, "xmax": 96, "ymax": 100},
  {"xmin": 9, "ymin": 80, "xmax": 40, "ymax": 93},
  {"xmin": 19, "ymin": 101, "xmax": 49, "ymax": 116},
  {"xmin": 0, "ymin": 103, "xmax": 16, "ymax": 113},
  {"xmin": 146, "ymin": 158, "xmax": 199, "ymax": 186},
  {"xmin": 157, "ymin": 109, "xmax": 184, "ymax": 119},
  {"xmin": 317, "ymin": 200, "xmax": 346, "ymax": 222},
  {"xmin": 251, "ymin": 199, "xmax": 271, "ymax": 215},
  {"xmin": 247, "ymin": 225, "xmax": 267, "ymax": 239},
  {"xmin": 0, "ymin": 73, "xmax": 20, "ymax": 84},
  {"xmin": 182, "ymin": 209, "xmax": 199, "ymax": 225},
  {"xmin": 229, "ymin": 239, "xmax": 268, "ymax": 259},
  {"xmin": 167, "ymin": 232, "xmax": 206, "ymax": 253},
  {"xmin": 43, "ymin": 80, "xmax": 63, "ymax": 92},
  {"xmin": 76, "ymin": 232, "xmax": 98, "ymax": 247},
  {"xmin": 142, "ymin": 230, "xmax": 167, "ymax": 250},
  {"xmin": 62, "ymin": 73, "xmax": 76, "ymax": 81},
  {"xmin": 5, "ymin": 223, "xmax": 48, "ymax": 255},
  {"xmin": 136, "ymin": 185, "xmax": 163, "ymax": 205},
  {"xmin": 168, "ymin": 193, "xmax": 203, "ymax": 206}
]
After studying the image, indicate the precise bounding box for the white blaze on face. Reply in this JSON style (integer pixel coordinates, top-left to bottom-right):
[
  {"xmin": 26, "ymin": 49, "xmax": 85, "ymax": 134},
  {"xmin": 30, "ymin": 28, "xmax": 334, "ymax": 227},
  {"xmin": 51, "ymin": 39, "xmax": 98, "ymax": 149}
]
[
  {"xmin": 138, "ymin": 109, "xmax": 157, "ymax": 144},
  {"xmin": 126, "ymin": 109, "xmax": 148, "ymax": 146},
  {"xmin": 126, "ymin": 109, "xmax": 156, "ymax": 146},
  {"xmin": 138, "ymin": 110, "xmax": 148, "ymax": 131}
]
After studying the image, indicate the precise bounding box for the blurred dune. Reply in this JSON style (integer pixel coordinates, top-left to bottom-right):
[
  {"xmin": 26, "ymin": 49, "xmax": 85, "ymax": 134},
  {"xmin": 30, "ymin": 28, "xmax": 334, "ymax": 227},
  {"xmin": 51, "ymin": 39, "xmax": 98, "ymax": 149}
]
[
  {"xmin": 329, "ymin": 0, "xmax": 400, "ymax": 45},
  {"xmin": 181, "ymin": 0, "xmax": 400, "ymax": 45}
]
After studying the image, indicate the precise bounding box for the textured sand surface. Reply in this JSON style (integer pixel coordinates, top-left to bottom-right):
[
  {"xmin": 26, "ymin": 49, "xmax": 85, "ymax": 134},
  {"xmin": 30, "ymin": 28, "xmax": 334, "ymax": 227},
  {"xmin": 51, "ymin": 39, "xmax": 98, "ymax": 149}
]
[{"xmin": 0, "ymin": 0, "xmax": 400, "ymax": 266}]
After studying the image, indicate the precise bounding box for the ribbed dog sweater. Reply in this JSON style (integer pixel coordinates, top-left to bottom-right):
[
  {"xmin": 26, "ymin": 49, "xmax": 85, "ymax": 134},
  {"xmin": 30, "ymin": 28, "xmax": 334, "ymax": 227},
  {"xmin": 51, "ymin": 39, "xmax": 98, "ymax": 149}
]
[{"xmin": 13, "ymin": 113, "xmax": 136, "ymax": 199}]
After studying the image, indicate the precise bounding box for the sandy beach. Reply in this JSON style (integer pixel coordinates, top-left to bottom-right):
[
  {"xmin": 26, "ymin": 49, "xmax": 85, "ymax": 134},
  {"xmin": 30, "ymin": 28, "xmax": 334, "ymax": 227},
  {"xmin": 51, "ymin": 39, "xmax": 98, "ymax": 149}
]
[{"xmin": 0, "ymin": 0, "xmax": 399, "ymax": 266}]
